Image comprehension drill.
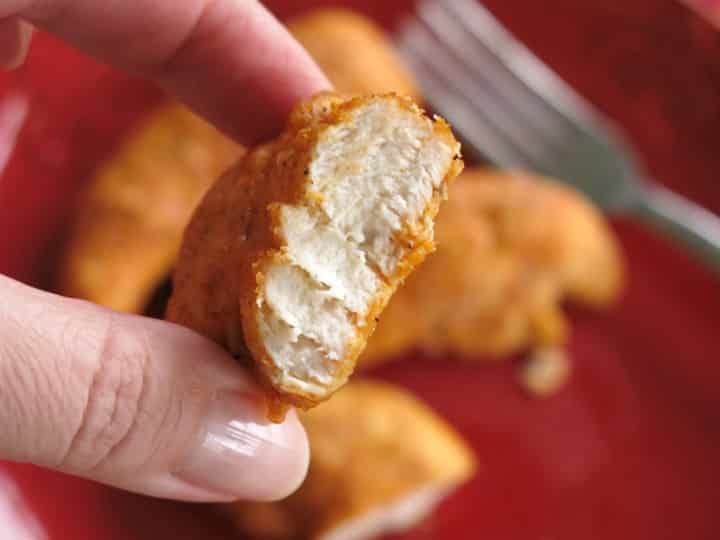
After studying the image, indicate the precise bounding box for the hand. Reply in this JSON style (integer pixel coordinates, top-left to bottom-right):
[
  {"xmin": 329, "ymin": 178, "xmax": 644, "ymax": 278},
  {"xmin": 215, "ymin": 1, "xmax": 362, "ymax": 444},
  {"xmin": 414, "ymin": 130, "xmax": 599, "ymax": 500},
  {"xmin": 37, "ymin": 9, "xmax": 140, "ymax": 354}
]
[
  {"xmin": 0, "ymin": 0, "xmax": 331, "ymax": 502},
  {"xmin": 0, "ymin": 0, "xmax": 330, "ymax": 143}
]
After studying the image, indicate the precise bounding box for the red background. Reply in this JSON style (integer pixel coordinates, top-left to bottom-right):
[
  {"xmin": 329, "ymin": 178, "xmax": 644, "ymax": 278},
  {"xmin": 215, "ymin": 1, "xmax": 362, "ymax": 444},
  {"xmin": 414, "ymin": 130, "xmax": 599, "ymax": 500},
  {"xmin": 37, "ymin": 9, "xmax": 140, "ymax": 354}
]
[{"xmin": 0, "ymin": 1, "xmax": 719, "ymax": 539}]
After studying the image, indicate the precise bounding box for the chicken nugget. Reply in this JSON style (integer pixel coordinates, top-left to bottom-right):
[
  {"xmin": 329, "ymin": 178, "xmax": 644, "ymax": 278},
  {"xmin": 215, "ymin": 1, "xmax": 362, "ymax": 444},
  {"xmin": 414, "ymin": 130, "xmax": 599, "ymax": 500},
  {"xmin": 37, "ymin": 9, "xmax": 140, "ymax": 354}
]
[
  {"xmin": 362, "ymin": 168, "xmax": 624, "ymax": 364},
  {"xmin": 58, "ymin": 104, "xmax": 243, "ymax": 312},
  {"xmin": 166, "ymin": 93, "xmax": 463, "ymax": 417},
  {"xmin": 287, "ymin": 9, "xmax": 421, "ymax": 101},
  {"xmin": 224, "ymin": 380, "xmax": 476, "ymax": 540},
  {"xmin": 58, "ymin": 8, "xmax": 420, "ymax": 314}
]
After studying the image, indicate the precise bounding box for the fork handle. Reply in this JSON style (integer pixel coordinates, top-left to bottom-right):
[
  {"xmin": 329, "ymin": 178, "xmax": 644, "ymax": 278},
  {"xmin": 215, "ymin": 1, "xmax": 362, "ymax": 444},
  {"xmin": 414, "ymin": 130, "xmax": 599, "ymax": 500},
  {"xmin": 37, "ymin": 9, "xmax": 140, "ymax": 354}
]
[{"xmin": 632, "ymin": 184, "xmax": 720, "ymax": 271}]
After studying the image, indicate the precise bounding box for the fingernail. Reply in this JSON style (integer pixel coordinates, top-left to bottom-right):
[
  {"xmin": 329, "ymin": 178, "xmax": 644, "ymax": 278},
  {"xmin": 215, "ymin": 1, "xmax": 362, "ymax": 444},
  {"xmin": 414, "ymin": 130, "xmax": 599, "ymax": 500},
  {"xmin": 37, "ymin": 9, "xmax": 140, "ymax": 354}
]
[
  {"xmin": 177, "ymin": 392, "xmax": 309, "ymax": 501},
  {"xmin": 0, "ymin": 19, "xmax": 33, "ymax": 70}
]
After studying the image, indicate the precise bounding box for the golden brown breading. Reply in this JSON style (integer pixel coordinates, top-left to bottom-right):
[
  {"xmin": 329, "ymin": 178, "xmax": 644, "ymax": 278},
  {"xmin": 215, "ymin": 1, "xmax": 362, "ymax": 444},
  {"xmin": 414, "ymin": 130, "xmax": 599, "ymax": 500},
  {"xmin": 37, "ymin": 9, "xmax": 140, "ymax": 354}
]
[
  {"xmin": 224, "ymin": 380, "xmax": 476, "ymax": 540},
  {"xmin": 167, "ymin": 93, "xmax": 463, "ymax": 417},
  {"xmin": 287, "ymin": 9, "xmax": 421, "ymax": 101},
  {"xmin": 361, "ymin": 168, "xmax": 624, "ymax": 364},
  {"xmin": 57, "ymin": 104, "xmax": 243, "ymax": 312}
]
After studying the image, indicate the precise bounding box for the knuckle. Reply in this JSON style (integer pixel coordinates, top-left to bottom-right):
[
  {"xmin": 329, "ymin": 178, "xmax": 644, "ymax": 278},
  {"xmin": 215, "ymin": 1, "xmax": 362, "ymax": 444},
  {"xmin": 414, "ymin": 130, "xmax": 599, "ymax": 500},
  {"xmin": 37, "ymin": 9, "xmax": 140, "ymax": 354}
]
[
  {"xmin": 145, "ymin": 0, "xmax": 224, "ymax": 77},
  {"xmin": 60, "ymin": 315, "xmax": 153, "ymax": 473}
]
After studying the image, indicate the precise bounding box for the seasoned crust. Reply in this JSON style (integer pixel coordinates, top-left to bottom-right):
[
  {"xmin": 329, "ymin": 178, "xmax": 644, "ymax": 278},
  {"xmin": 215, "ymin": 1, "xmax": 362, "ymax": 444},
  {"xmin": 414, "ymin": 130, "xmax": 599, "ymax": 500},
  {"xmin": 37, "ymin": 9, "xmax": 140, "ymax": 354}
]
[
  {"xmin": 362, "ymin": 168, "xmax": 624, "ymax": 364},
  {"xmin": 287, "ymin": 9, "xmax": 421, "ymax": 101},
  {"xmin": 223, "ymin": 380, "xmax": 476, "ymax": 540},
  {"xmin": 166, "ymin": 93, "xmax": 463, "ymax": 417},
  {"xmin": 57, "ymin": 104, "xmax": 243, "ymax": 312}
]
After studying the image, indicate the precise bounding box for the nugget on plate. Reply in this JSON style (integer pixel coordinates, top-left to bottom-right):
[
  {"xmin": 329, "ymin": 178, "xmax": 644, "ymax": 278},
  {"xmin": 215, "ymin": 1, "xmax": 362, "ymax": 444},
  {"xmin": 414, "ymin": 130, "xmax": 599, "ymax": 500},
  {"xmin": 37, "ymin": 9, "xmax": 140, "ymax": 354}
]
[
  {"xmin": 288, "ymin": 8, "xmax": 421, "ymax": 101},
  {"xmin": 57, "ymin": 104, "xmax": 243, "ymax": 312},
  {"xmin": 166, "ymin": 93, "xmax": 463, "ymax": 416},
  {"xmin": 362, "ymin": 168, "xmax": 624, "ymax": 365},
  {"xmin": 225, "ymin": 380, "xmax": 476, "ymax": 540}
]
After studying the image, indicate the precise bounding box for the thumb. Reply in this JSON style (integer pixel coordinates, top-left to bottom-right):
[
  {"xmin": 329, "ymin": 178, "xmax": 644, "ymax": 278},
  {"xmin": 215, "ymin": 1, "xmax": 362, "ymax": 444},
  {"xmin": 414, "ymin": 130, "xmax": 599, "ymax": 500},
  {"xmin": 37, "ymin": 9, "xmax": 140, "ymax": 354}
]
[{"xmin": 0, "ymin": 275, "xmax": 308, "ymax": 502}]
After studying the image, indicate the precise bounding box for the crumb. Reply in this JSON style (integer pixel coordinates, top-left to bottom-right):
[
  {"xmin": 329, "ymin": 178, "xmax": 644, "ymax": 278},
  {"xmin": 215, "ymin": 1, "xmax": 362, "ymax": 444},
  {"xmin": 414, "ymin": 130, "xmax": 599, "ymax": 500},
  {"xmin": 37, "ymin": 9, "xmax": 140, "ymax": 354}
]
[{"xmin": 519, "ymin": 347, "xmax": 571, "ymax": 397}]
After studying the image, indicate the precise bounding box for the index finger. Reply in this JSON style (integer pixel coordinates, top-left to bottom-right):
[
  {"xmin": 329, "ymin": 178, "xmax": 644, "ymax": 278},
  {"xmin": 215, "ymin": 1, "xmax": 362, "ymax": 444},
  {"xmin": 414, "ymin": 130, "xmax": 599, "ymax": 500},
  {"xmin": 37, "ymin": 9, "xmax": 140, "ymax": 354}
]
[{"xmin": 5, "ymin": 0, "xmax": 331, "ymax": 143}]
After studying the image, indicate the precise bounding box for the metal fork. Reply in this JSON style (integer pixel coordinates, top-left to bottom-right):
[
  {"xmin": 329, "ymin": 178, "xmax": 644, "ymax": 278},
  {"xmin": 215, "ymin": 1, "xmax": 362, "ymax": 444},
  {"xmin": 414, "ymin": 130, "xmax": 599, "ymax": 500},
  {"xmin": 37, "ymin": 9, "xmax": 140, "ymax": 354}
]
[{"xmin": 396, "ymin": 0, "xmax": 720, "ymax": 270}]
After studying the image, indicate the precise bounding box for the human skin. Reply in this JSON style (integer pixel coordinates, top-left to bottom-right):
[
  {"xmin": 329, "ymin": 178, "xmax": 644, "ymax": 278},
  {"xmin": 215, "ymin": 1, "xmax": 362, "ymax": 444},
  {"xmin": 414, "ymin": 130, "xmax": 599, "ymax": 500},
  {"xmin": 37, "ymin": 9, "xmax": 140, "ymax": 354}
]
[{"xmin": 0, "ymin": 0, "xmax": 329, "ymax": 143}]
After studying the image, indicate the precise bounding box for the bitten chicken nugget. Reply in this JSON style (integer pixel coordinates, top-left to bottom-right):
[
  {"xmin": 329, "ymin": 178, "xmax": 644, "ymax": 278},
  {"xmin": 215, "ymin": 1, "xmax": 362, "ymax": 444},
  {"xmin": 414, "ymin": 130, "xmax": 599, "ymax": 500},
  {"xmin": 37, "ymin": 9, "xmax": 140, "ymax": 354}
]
[
  {"xmin": 58, "ymin": 104, "xmax": 243, "ymax": 312},
  {"xmin": 362, "ymin": 168, "xmax": 624, "ymax": 364},
  {"xmin": 166, "ymin": 93, "xmax": 463, "ymax": 417},
  {"xmin": 58, "ymin": 8, "xmax": 420, "ymax": 314},
  {"xmin": 224, "ymin": 380, "xmax": 476, "ymax": 540},
  {"xmin": 287, "ymin": 9, "xmax": 421, "ymax": 101}
]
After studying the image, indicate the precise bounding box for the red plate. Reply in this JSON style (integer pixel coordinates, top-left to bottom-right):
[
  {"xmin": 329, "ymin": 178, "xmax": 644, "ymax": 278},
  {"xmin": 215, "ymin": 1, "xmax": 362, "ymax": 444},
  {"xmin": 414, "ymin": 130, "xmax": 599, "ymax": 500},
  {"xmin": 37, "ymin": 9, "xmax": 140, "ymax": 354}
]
[{"xmin": 1, "ymin": 1, "xmax": 719, "ymax": 539}]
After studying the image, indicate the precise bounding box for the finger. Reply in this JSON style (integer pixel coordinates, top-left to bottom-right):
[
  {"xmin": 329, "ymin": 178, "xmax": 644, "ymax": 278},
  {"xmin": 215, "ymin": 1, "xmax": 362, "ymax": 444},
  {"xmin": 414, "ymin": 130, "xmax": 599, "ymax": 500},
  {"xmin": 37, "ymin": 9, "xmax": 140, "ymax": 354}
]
[
  {"xmin": 2, "ymin": 0, "xmax": 330, "ymax": 143},
  {"xmin": 0, "ymin": 17, "xmax": 33, "ymax": 69},
  {"xmin": 0, "ymin": 275, "xmax": 309, "ymax": 502}
]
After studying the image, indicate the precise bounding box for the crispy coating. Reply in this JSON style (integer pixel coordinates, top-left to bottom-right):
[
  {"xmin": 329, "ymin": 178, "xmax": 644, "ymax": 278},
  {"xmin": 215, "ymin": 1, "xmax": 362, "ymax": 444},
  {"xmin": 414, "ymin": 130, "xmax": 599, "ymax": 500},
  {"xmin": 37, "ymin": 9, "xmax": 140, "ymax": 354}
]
[
  {"xmin": 287, "ymin": 9, "xmax": 421, "ymax": 101},
  {"xmin": 224, "ymin": 380, "xmax": 476, "ymax": 540},
  {"xmin": 167, "ymin": 93, "xmax": 463, "ymax": 416},
  {"xmin": 362, "ymin": 168, "xmax": 624, "ymax": 364},
  {"xmin": 57, "ymin": 104, "xmax": 243, "ymax": 312}
]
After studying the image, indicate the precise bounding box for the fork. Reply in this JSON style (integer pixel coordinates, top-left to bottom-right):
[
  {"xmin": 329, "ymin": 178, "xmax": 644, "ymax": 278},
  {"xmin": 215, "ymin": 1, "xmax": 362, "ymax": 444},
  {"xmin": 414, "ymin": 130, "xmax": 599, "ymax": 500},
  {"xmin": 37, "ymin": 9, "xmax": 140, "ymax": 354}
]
[{"xmin": 396, "ymin": 0, "xmax": 720, "ymax": 270}]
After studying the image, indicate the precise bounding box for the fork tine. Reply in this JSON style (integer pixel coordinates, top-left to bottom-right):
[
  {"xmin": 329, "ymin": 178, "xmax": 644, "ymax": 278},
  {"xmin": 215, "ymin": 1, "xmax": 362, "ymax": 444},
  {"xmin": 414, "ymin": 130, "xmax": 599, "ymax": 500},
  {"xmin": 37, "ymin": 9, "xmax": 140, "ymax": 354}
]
[
  {"xmin": 397, "ymin": 22, "xmax": 533, "ymax": 167},
  {"xmin": 397, "ymin": 21, "xmax": 548, "ymax": 168},
  {"xmin": 399, "ymin": 0, "xmax": 646, "ymax": 191},
  {"xmin": 404, "ymin": 0, "xmax": 624, "ymax": 175},
  {"xmin": 415, "ymin": 0, "xmax": 573, "ymax": 145},
  {"xmin": 440, "ymin": 0, "xmax": 604, "ymax": 130}
]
